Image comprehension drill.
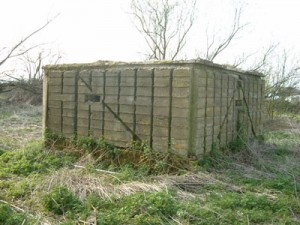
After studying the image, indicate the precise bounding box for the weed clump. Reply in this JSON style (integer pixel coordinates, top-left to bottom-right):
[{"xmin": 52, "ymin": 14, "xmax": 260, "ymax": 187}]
[
  {"xmin": 227, "ymin": 138, "xmax": 246, "ymax": 153},
  {"xmin": 0, "ymin": 203, "xmax": 30, "ymax": 225},
  {"xmin": 0, "ymin": 141, "xmax": 76, "ymax": 177},
  {"xmin": 0, "ymin": 149, "xmax": 5, "ymax": 156},
  {"xmin": 42, "ymin": 186, "xmax": 83, "ymax": 215}
]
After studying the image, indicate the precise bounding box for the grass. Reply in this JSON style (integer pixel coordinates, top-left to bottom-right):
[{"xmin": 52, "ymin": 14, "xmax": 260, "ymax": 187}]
[
  {"xmin": 0, "ymin": 202, "xmax": 35, "ymax": 225},
  {"xmin": 0, "ymin": 141, "xmax": 76, "ymax": 177},
  {"xmin": 0, "ymin": 102, "xmax": 299, "ymax": 224},
  {"xmin": 0, "ymin": 103, "xmax": 42, "ymax": 150}
]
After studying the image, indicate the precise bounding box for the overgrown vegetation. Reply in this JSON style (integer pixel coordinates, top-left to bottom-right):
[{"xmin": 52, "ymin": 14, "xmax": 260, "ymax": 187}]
[
  {"xmin": 0, "ymin": 101, "xmax": 299, "ymax": 224},
  {"xmin": 42, "ymin": 186, "xmax": 83, "ymax": 215},
  {"xmin": 45, "ymin": 133, "xmax": 192, "ymax": 177},
  {"xmin": 0, "ymin": 203, "xmax": 34, "ymax": 225},
  {"xmin": 0, "ymin": 141, "xmax": 76, "ymax": 177}
]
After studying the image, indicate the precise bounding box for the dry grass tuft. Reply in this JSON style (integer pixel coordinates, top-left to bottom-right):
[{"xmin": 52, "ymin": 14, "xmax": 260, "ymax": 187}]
[
  {"xmin": 155, "ymin": 172, "xmax": 243, "ymax": 194},
  {"xmin": 38, "ymin": 168, "xmax": 167, "ymax": 201},
  {"xmin": 220, "ymin": 115, "xmax": 300, "ymax": 183},
  {"xmin": 0, "ymin": 103, "xmax": 42, "ymax": 150},
  {"xmin": 264, "ymin": 115, "xmax": 300, "ymax": 132},
  {"xmin": 36, "ymin": 166, "xmax": 244, "ymax": 204}
]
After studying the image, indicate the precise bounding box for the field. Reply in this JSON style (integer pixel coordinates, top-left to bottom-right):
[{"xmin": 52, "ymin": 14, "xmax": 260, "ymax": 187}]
[{"xmin": 0, "ymin": 100, "xmax": 299, "ymax": 225}]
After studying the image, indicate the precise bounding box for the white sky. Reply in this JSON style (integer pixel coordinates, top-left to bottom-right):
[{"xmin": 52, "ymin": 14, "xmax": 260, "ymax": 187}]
[{"xmin": 1, "ymin": 0, "xmax": 300, "ymax": 65}]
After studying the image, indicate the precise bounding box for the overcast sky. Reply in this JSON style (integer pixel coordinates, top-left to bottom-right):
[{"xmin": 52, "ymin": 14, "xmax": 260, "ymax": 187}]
[{"xmin": 1, "ymin": 0, "xmax": 300, "ymax": 65}]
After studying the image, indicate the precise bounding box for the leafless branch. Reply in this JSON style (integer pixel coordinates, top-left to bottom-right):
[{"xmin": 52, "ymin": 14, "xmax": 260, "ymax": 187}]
[
  {"xmin": 1, "ymin": 72, "xmax": 22, "ymax": 81},
  {"xmin": 205, "ymin": 7, "xmax": 248, "ymax": 62},
  {"xmin": 0, "ymin": 14, "xmax": 59, "ymax": 67},
  {"xmin": 130, "ymin": 0, "xmax": 196, "ymax": 60},
  {"xmin": 259, "ymin": 48, "xmax": 300, "ymax": 100},
  {"xmin": 232, "ymin": 52, "xmax": 255, "ymax": 68},
  {"xmin": 250, "ymin": 44, "xmax": 278, "ymax": 72}
]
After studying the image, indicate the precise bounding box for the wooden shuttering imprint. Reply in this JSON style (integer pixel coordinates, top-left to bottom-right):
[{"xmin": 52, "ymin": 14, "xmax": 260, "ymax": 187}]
[
  {"xmin": 45, "ymin": 65, "xmax": 192, "ymax": 156},
  {"xmin": 44, "ymin": 60, "xmax": 264, "ymax": 158}
]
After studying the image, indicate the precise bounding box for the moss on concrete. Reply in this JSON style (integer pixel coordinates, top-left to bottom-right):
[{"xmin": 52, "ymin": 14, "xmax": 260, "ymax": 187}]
[{"xmin": 43, "ymin": 59, "xmax": 263, "ymax": 77}]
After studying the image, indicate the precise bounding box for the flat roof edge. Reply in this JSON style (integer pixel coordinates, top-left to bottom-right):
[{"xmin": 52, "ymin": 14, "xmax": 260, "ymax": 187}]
[{"xmin": 43, "ymin": 59, "xmax": 264, "ymax": 77}]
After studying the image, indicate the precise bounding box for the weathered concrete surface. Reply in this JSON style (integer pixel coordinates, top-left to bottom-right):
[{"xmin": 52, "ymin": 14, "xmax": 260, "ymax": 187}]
[{"xmin": 44, "ymin": 60, "xmax": 264, "ymax": 158}]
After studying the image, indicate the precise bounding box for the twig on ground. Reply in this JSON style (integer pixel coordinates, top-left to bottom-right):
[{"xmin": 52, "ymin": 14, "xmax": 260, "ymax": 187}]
[{"xmin": 73, "ymin": 164, "xmax": 119, "ymax": 174}]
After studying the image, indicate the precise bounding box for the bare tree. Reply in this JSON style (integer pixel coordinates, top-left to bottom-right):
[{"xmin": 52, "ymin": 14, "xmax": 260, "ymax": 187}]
[
  {"xmin": 248, "ymin": 44, "xmax": 278, "ymax": 72},
  {"xmin": 0, "ymin": 48, "xmax": 62, "ymax": 95},
  {"xmin": 20, "ymin": 48, "xmax": 62, "ymax": 82},
  {"xmin": 243, "ymin": 46, "xmax": 300, "ymax": 117},
  {"xmin": 227, "ymin": 43, "xmax": 278, "ymax": 71},
  {"xmin": 233, "ymin": 44, "xmax": 299, "ymax": 99},
  {"xmin": 204, "ymin": 7, "xmax": 248, "ymax": 62},
  {"xmin": 0, "ymin": 15, "xmax": 59, "ymax": 96},
  {"xmin": 263, "ymin": 50, "xmax": 300, "ymax": 99},
  {"xmin": 130, "ymin": 0, "xmax": 196, "ymax": 60}
]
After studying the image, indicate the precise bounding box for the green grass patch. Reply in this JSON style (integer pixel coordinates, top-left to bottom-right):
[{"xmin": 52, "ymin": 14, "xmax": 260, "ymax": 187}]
[
  {"xmin": 0, "ymin": 149, "xmax": 5, "ymax": 156},
  {"xmin": 234, "ymin": 174, "xmax": 300, "ymax": 195},
  {"xmin": 43, "ymin": 186, "xmax": 83, "ymax": 215},
  {"xmin": 41, "ymin": 188, "xmax": 300, "ymax": 225},
  {"xmin": 86, "ymin": 191, "xmax": 179, "ymax": 225},
  {"xmin": 204, "ymin": 191, "xmax": 299, "ymax": 224},
  {"xmin": 0, "ymin": 141, "xmax": 77, "ymax": 177},
  {"xmin": 0, "ymin": 203, "xmax": 32, "ymax": 225},
  {"xmin": 265, "ymin": 130, "xmax": 300, "ymax": 147},
  {"xmin": 43, "ymin": 188, "xmax": 180, "ymax": 224},
  {"xmin": 174, "ymin": 191, "xmax": 299, "ymax": 224},
  {"xmin": 0, "ymin": 111, "xmax": 12, "ymax": 120},
  {"xmin": 0, "ymin": 174, "xmax": 44, "ymax": 202},
  {"xmin": 272, "ymin": 146, "xmax": 292, "ymax": 157}
]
